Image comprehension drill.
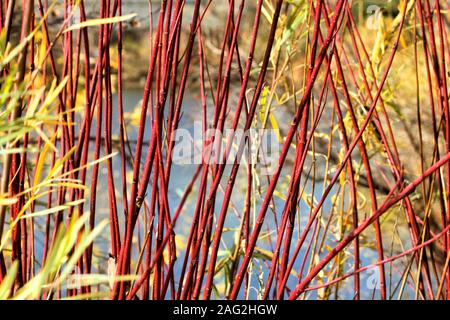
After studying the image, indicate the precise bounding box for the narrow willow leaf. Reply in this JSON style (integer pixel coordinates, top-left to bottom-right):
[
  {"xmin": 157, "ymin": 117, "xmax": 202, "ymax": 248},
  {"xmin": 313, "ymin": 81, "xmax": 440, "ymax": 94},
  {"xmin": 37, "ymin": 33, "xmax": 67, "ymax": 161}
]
[
  {"xmin": 0, "ymin": 198, "xmax": 18, "ymax": 206},
  {"xmin": 64, "ymin": 13, "xmax": 138, "ymax": 33},
  {"xmin": 0, "ymin": 261, "xmax": 18, "ymax": 299},
  {"xmin": 20, "ymin": 199, "xmax": 86, "ymax": 219}
]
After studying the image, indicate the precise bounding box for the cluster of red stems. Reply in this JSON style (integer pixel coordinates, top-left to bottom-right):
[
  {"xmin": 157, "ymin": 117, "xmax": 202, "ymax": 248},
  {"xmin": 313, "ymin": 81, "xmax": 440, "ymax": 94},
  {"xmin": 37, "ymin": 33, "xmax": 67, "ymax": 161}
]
[{"xmin": 0, "ymin": 0, "xmax": 449, "ymax": 300}]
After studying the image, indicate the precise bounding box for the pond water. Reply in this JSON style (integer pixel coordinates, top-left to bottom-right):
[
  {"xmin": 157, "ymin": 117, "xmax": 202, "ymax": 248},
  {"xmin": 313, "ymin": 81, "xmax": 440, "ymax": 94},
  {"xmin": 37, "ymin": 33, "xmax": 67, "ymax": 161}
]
[
  {"xmin": 25, "ymin": 81, "xmax": 413, "ymax": 299},
  {"xmin": 89, "ymin": 90, "xmax": 405, "ymax": 300},
  {"xmin": 0, "ymin": 0, "xmax": 419, "ymax": 304}
]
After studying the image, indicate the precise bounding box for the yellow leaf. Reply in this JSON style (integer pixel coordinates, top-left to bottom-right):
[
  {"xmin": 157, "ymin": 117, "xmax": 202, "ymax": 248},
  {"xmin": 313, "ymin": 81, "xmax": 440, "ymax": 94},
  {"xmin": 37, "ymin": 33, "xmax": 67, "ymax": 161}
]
[
  {"xmin": 0, "ymin": 197, "xmax": 18, "ymax": 206},
  {"xmin": 269, "ymin": 113, "xmax": 283, "ymax": 143},
  {"xmin": 64, "ymin": 14, "xmax": 138, "ymax": 33}
]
